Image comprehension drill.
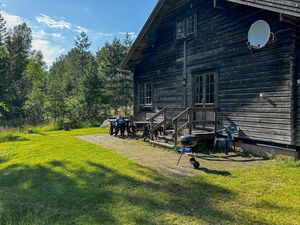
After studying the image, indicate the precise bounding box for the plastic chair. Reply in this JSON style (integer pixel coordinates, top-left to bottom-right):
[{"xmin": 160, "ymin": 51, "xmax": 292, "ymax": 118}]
[{"xmin": 214, "ymin": 124, "xmax": 240, "ymax": 155}]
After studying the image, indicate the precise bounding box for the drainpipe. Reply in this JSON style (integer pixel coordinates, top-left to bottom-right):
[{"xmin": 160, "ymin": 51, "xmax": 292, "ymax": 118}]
[{"xmin": 183, "ymin": 39, "xmax": 188, "ymax": 107}]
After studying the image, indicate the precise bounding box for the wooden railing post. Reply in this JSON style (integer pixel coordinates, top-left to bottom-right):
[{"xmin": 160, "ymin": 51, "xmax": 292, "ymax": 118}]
[
  {"xmin": 174, "ymin": 119, "xmax": 178, "ymax": 148},
  {"xmin": 150, "ymin": 118, "xmax": 154, "ymax": 140},
  {"xmin": 214, "ymin": 111, "xmax": 218, "ymax": 132},
  {"xmin": 188, "ymin": 108, "xmax": 192, "ymax": 135},
  {"xmin": 163, "ymin": 110, "xmax": 167, "ymax": 134}
]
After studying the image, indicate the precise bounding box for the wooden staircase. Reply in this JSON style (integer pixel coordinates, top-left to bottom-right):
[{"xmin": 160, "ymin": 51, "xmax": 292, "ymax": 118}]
[{"xmin": 148, "ymin": 107, "xmax": 218, "ymax": 149}]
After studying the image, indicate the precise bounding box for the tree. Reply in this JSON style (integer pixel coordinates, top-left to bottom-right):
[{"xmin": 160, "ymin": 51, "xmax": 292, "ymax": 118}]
[
  {"xmin": 75, "ymin": 32, "xmax": 91, "ymax": 52},
  {"xmin": 23, "ymin": 52, "xmax": 46, "ymax": 124},
  {"xmin": 0, "ymin": 13, "xmax": 8, "ymax": 46},
  {"xmin": 5, "ymin": 23, "xmax": 32, "ymax": 119},
  {"xmin": 46, "ymin": 57, "xmax": 67, "ymax": 122},
  {"xmin": 96, "ymin": 37, "xmax": 133, "ymax": 115},
  {"xmin": 0, "ymin": 101, "xmax": 8, "ymax": 119},
  {"xmin": 0, "ymin": 14, "xmax": 9, "ymax": 117}
]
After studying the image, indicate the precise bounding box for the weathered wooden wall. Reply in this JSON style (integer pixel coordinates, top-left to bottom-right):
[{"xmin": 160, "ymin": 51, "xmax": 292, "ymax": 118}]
[
  {"xmin": 134, "ymin": 0, "xmax": 295, "ymax": 145},
  {"xmin": 295, "ymin": 24, "xmax": 300, "ymax": 146}
]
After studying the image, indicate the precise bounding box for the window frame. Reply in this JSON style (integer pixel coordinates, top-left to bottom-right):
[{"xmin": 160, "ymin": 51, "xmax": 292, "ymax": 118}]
[
  {"xmin": 193, "ymin": 71, "xmax": 217, "ymax": 107},
  {"xmin": 139, "ymin": 81, "xmax": 153, "ymax": 107},
  {"xmin": 186, "ymin": 13, "xmax": 196, "ymax": 36},
  {"xmin": 176, "ymin": 19, "xmax": 185, "ymax": 40},
  {"xmin": 175, "ymin": 12, "xmax": 197, "ymax": 40}
]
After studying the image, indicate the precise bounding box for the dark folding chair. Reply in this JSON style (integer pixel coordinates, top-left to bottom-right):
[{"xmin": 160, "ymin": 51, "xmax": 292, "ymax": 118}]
[{"xmin": 214, "ymin": 124, "xmax": 240, "ymax": 155}]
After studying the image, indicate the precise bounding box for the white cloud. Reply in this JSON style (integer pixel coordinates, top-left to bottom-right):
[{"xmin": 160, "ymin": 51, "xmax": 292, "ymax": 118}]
[
  {"xmin": 36, "ymin": 14, "xmax": 89, "ymax": 34},
  {"xmin": 1, "ymin": 11, "xmax": 25, "ymax": 28},
  {"xmin": 74, "ymin": 25, "xmax": 89, "ymax": 33},
  {"xmin": 51, "ymin": 33, "xmax": 64, "ymax": 40},
  {"xmin": 36, "ymin": 14, "xmax": 71, "ymax": 29},
  {"xmin": 32, "ymin": 29, "xmax": 65, "ymax": 41},
  {"xmin": 94, "ymin": 32, "xmax": 137, "ymax": 40},
  {"xmin": 32, "ymin": 29, "xmax": 65, "ymax": 67},
  {"xmin": 32, "ymin": 39, "xmax": 65, "ymax": 67},
  {"xmin": 97, "ymin": 32, "xmax": 114, "ymax": 37}
]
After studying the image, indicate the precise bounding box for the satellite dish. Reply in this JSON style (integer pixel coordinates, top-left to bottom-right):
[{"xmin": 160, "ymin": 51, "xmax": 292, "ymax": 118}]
[{"xmin": 248, "ymin": 20, "xmax": 271, "ymax": 49}]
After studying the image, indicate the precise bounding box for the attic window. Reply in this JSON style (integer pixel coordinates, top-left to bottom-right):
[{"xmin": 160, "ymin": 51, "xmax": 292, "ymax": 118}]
[
  {"xmin": 176, "ymin": 19, "xmax": 185, "ymax": 39},
  {"xmin": 187, "ymin": 14, "xmax": 196, "ymax": 35},
  {"xmin": 176, "ymin": 13, "xmax": 196, "ymax": 40}
]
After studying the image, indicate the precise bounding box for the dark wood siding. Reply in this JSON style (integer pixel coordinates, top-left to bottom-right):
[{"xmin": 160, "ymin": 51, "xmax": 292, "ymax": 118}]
[
  {"xmin": 295, "ymin": 24, "xmax": 300, "ymax": 145},
  {"xmin": 134, "ymin": 0, "xmax": 295, "ymax": 145}
]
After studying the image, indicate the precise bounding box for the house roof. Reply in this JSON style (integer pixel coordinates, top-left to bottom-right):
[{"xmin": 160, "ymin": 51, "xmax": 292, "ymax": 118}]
[{"xmin": 121, "ymin": 0, "xmax": 300, "ymax": 69}]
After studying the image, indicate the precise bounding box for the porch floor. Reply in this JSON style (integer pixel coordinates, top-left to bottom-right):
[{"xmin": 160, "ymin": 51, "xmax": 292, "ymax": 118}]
[{"xmin": 78, "ymin": 134, "xmax": 267, "ymax": 179}]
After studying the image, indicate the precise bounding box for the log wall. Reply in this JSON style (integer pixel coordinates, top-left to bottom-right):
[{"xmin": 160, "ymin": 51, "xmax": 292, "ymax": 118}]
[{"xmin": 134, "ymin": 0, "xmax": 295, "ymax": 145}]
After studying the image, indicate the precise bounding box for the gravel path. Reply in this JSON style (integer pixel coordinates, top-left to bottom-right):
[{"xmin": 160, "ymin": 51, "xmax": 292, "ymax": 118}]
[{"xmin": 78, "ymin": 134, "xmax": 266, "ymax": 179}]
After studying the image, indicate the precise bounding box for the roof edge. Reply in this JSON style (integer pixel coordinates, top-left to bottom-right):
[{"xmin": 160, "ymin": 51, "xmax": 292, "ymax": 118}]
[
  {"xmin": 226, "ymin": 0, "xmax": 300, "ymax": 18},
  {"xmin": 120, "ymin": 0, "xmax": 167, "ymax": 70}
]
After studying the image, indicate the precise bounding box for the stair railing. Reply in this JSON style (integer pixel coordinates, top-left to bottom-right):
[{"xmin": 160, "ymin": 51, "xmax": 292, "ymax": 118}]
[
  {"xmin": 149, "ymin": 108, "xmax": 167, "ymax": 140},
  {"xmin": 172, "ymin": 107, "xmax": 218, "ymax": 148}
]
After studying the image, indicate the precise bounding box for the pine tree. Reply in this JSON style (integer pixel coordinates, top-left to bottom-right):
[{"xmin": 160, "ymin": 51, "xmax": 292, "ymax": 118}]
[
  {"xmin": 0, "ymin": 13, "xmax": 8, "ymax": 46},
  {"xmin": 23, "ymin": 51, "xmax": 47, "ymax": 124},
  {"xmin": 5, "ymin": 23, "xmax": 32, "ymax": 119},
  {"xmin": 96, "ymin": 38, "xmax": 133, "ymax": 116}
]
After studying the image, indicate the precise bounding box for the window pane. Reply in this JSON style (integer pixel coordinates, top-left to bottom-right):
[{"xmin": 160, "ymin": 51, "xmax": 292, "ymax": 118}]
[
  {"xmin": 140, "ymin": 83, "xmax": 145, "ymax": 105},
  {"xmin": 195, "ymin": 73, "xmax": 215, "ymax": 105},
  {"xmin": 176, "ymin": 20, "xmax": 185, "ymax": 39},
  {"xmin": 187, "ymin": 14, "xmax": 195, "ymax": 35},
  {"xmin": 195, "ymin": 75, "xmax": 203, "ymax": 104},
  {"xmin": 206, "ymin": 74, "xmax": 214, "ymax": 104},
  {"xmin": 140, "ymin": 82, "xmax": 152, "ymax": 105}
]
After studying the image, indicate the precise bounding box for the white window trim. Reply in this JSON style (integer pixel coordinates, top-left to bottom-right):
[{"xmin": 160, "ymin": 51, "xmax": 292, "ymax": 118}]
[
  {"xmin": 139, "ymin": 81, "xmax": 153, "ymax": 107},
  {"xmin": 194, "ymin": 72, "xmax": 216, "ymax": 106}
]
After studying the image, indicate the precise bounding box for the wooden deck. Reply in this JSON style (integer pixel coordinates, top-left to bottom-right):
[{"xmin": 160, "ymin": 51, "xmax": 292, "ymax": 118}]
[{"xmin": 148, "ymin": 107, "xmax": 218, "ymax": 149}]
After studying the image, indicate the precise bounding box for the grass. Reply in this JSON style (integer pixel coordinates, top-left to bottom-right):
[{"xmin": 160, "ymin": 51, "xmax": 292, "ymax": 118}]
[
  {"xmin": 0, "ymin": 129, "xmax": 28, "ymax": 143},
  {"xmin": 25, "ymin": 123, "xmax": 63, "ymax": 133},
  {"xmin": 0, "ymin": 128, "xmax": 299, "ymax": 225}
]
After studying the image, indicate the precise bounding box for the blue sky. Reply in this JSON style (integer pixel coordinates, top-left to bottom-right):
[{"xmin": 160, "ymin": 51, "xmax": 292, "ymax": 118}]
[{"xmin": 0, "ymin": 0, "xmax": 157, "ymax": 67}]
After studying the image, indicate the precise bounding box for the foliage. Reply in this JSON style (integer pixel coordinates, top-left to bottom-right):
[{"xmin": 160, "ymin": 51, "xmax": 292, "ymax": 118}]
[
  {"xmin": 0, "ymin": 128, "xmax": 299, "ymax": 224},
  {"xmin": 23, "ymin": 52, "xmax": 47, "ymax": 124},
  {"xmin": 3, "ymin": 23, "xmax": 32, "ymax": 119},
  {"xmin": 0, "ymin": 12, "xmax": 133, "ymax": 127},
  {"xmin": 0, "ymin": 101, "xmax": 8, "ymax": 118},
  {"xmin": 96, "ymin": 37, "xmax": 133, "ymax": 115}
]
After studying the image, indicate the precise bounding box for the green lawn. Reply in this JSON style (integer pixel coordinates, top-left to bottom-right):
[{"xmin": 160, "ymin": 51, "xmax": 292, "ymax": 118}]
[{"xmin": 0, "ymin": 128, "xmax": 299, "ymax": 225}]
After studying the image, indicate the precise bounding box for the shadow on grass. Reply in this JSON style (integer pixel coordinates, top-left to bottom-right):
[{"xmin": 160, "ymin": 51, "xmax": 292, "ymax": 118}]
[
  {"xmin": 197, "ymin": 167, "xmax": 232, "ymax": 176},
  {"xmin": 0, "ymin": 160, "xmax": 268, "ymax": 225},
  {"xmin": 198, "ymin": 154, "xmax": 267, "ymax": 163}
]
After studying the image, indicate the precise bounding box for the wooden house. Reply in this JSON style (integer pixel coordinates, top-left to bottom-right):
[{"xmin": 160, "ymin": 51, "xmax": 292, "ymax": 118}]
[{"xmin": 121, "ymin": 0, "xmax": 300, "ymax": 158}]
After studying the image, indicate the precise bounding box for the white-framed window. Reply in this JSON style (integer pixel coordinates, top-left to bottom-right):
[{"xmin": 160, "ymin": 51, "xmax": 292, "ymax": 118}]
[
  {"xmin": 176, "ymin": 19, "xmax": 185, "ymax": 39},
  {"xmin": 194, "ymin": 72, "xmax": 215, "ymax": 105},
  {"xmin": 176, "ymin": 13, "xmax": 196, "ymax": 39},
  {"xmin": 187, "ymin": 14, "xmax": 196, "ymax": 35},
  {"xmin": 140, "ymin": 81, "xmax": 152, "ymax": 106}
]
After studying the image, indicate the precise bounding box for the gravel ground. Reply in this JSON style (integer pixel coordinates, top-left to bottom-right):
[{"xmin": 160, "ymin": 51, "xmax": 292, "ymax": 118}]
[{"xmin": 78, "ymin": 134, "xmax": 266, "ymax": 179}]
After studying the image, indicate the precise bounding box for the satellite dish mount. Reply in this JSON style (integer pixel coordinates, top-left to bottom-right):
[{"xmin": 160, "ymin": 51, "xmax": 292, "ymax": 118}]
[{"xmin": 247, "ymin": 20, "xmax": 275, "ymax": 50}]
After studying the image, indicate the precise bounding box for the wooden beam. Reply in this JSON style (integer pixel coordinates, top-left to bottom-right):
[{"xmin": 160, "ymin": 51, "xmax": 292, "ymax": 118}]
[
  {"xmin": 214, "ymin": 0, "xmax": 228, "ymax": 10},
  {"xmin": 280, "ymin": 14, "xmax": 299, "ymax": 24}
]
